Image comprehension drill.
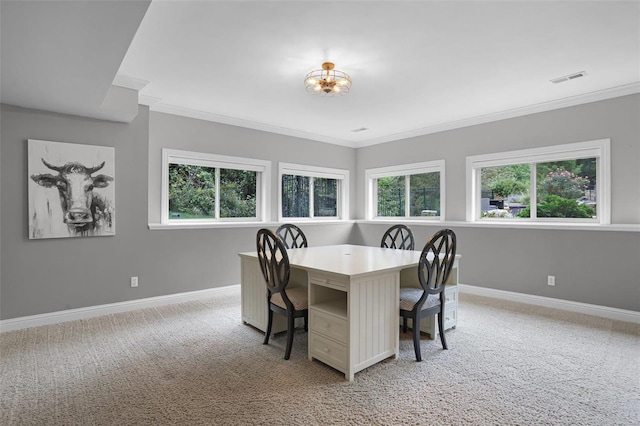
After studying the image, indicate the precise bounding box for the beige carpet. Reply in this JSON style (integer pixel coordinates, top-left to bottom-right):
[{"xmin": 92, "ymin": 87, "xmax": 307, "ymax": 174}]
[{"xmin": 1, "ymin": 289, "xmax": 638, "ymax": 425}]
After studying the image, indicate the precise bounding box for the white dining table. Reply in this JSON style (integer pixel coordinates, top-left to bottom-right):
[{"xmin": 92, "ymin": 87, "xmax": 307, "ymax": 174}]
[{"xmin": 239, "ymin": 244, "xmax": 461, "ymax": 380}]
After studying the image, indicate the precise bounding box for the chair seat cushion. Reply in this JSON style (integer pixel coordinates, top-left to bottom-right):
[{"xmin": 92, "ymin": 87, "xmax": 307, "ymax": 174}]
[
  {"xmin": 271, "ymin": 286, "xmax": 308, "ymax": 311},
  {"xmin": 399, "ymin": 288, "xmax": 440, "ymax": 312}
]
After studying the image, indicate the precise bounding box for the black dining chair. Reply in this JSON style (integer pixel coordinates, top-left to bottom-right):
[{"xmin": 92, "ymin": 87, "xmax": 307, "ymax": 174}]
[
  {"xmin": 256, "ymin": 228, "xmax": 308, "ymax": 360},
  {"xmin": 381, "ymin": 224, "xmax": 415, "ymax": 250},
  {"xmin": 399, "ymin": 229, "xmax": 457, "ymax": 361},
  {"xmin": 276, "ymin": 223, "xmax": 308, "ymax": 249}
]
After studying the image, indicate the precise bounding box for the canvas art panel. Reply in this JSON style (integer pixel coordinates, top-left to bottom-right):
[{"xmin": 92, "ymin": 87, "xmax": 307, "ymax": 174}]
[{"xmin": 28, "ymin": 139, "xmax": 116, "ymax": 239}]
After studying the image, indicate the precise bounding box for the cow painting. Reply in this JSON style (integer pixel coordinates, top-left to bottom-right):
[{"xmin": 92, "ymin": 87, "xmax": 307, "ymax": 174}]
[{"xmin": 28, "ymin": 139, "xmax": 115, "ymax": 239}]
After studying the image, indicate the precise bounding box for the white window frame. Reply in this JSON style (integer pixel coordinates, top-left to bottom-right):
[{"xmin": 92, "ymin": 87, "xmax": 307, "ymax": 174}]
[
  {"xmin": 364, "ymin": 160, "xmax": 445, "ymax": 221},
  {"xmin": 466, "ymin": 139, "xmax": 610, "ymax": 224},
  {"xmin": 161, "ymin": 149, "xmax": 271, "ymax": 225},
  {"xmin": 278, "ymin": 162, "xmax": 349, "ymax": 221}
]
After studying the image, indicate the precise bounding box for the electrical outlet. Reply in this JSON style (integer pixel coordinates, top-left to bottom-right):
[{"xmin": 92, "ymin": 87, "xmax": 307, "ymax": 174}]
[
  {"xmin": 547, "ymin": 275, "xmax": 555, "ymax": 286},
  {"xmin": 131, "ymin": 276, "xmax": 139, "ymax": 288}
]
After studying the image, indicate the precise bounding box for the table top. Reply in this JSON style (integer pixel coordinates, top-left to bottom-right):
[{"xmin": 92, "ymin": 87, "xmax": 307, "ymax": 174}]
[{"xmin": 239, "ymin": 244, "xmax": 460, "ymax": 278}]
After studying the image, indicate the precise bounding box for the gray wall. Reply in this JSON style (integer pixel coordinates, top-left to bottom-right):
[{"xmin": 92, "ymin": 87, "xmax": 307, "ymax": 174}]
[
  {"xmin": 1, "ymin": 95, "xmax": 638, "ymax": 320},
  {"xmin": 1, "ymin": 104, "xmax": 151, "ymax": 319},
  {"xmin": 354, "ymin": 223, "xmax": 639, "ymax": 311},
  {"xmin": 148, "ymin": 112, "xmax": 357, "ymax": 223},
  {"xmin": 355, "ymin": 94, "xmax": 640, "ymax": 311},
  {"xmin": 0, "ymin": 105, "xmax": 355, "ymax": 320}
]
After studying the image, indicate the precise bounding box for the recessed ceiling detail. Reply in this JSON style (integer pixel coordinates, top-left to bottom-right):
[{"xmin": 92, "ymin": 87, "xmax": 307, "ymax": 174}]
[{"xmin": 2, "ymin": 1, "xmax": 639, "ymax": 147}]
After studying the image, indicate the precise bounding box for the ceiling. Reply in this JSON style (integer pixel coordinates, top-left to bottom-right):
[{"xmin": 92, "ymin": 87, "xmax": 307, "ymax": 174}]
[
  {"xmin": 0, "ymin": 0, "xmax": 150, "ymax": 122},
  {"xmin": 2, "ymin": 1, "xmax": 639, "ymax": 148}
]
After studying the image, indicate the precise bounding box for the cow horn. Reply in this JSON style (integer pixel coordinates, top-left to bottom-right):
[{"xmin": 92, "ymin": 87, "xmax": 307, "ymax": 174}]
[
  {"xmin": 41, "ymin": 158, "xmax": 63, "ymax": 172},
  {"xmin": 86, "ymin": 161, "xmax": 105, "ymax": 174}
]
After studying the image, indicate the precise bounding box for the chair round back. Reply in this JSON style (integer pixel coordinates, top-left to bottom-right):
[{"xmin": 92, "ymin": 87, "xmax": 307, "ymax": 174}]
[
  {"xmin": 418, "ymin": 229, "xmax": 457, "ymax": 295},
  {"xmin": 381, "ymin": 224, "xmax": 415, "ymax": 250},
  {"xmin": 276, "ymin": 224, "xmax": 308, "ymax": 249},
  {"xmin": 256, "ymin": 229, "xmax": 290, "ymax": 294}
]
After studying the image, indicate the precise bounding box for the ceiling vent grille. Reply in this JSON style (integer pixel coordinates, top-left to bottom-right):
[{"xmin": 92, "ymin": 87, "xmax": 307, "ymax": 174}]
[
  {"xmin": 351, "ymin": 127, "xmax": 369, "ymax": 133},
  {"xmin": 550, "ymin": 71, "xmax": 587, "ymax": 84}
]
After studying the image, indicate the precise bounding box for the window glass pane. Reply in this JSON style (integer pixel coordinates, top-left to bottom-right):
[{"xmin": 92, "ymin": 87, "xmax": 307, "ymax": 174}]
[
  {"xmin": 282, "ymin": 174, "xmax": 310, "ymax": 217},
  {"xmin": 219, "ymin": 168, "xmax": 257, "ymax": 218},
  {"xmin": 376, "ymin": 176, "xmax": 405, "ymax": 217},
  {"xmin": 480, "ymin": 165, "xmax": 530, "ymax": 219},
  {"xmin": 536, "ymin": 158, "xmax": 597, "ymax": 219},
  {"xmin": 168, "ymin": 163, "xmax": 216, "ymax": 220},
  {"xmin": 314, "ymin": 178, "xmax": 337, "ymax": 217},
  {"xmin": 409, "ymin": 172, "xmax": 440, "ymax": 217}
]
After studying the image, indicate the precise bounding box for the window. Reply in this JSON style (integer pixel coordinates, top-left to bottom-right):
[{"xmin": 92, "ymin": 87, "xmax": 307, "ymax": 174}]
[
  {"xmin": 365, "ymin": 160, "xmax": 445, "ymax": 221},
  {"xmin": 466, "ymin": 139, "xmax": 610, "ymax": 224},
  {"xmin": 162, "ymin": 149, "xmax": 270, "ymax": 224},
  {"xmin": 279, "ymin": 163, "xmax": 349, "ymax": 220}
]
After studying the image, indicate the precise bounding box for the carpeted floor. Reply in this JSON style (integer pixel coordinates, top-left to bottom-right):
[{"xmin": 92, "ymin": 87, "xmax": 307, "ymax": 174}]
[{"xmin": 1, "ymin": 289, "xmax": 638, "ymax": 425}]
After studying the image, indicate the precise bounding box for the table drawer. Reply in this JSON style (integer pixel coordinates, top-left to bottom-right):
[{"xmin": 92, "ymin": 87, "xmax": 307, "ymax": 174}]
[
  {"xmin": 310, "ymin": 309, "xmax": 347, "ymax": 344},
  {"xmin": 444, "ymin": 286, "xmax": 458, "ymax": 307},
  {"xmin": 443, "ymin": 305, "xmax": 457, "ymax": 330},
  {"xmin": 309, "ymin": 272, "xmax": 348, "ymax": 291},
  {"xmin": 309, "ymin": 332, "xmax": 347, "ymax": 372},
  {"xmin": 417, "ymin": 304, "xmax": 458, "ymax": 338}
]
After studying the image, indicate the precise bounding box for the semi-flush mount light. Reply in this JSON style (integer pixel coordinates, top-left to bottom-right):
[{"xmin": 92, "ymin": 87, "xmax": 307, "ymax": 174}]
[{"xmin": 305, "ymin": 62, "xmax": 351, "ymax": 96}]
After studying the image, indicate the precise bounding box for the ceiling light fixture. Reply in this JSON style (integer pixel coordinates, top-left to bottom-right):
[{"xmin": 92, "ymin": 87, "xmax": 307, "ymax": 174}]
[{"xmin": 305, "ymin": 62, "xmax": 351, "ymax": 96}]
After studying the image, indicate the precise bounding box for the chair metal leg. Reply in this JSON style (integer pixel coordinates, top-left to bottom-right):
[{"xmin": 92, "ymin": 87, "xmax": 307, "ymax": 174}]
[
  {"xmin": 403, "ymin": 316, "xmax": 408, "ymax": 333},
  {"xmin": 303, "ymin": 311, "xmax": 308, "ymax": 332},
  {"xmin": 412, "ymin": 315, "xmax": 422, "ymax": 362},
  {"xmin": 263, "ymin": 308, "xmax": 273, "ymax": 345},
  {"xmin": 438, "ymin": 312, "xmax": 448, "ymax": 350},
  {"xmin": 284, "ymin": 312, "xmax": 295, "ymax": 360}
]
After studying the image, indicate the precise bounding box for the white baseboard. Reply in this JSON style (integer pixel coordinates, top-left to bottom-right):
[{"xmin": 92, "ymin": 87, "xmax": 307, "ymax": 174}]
[
  {"xmin": 3, "ymin": 283, "xmax": 637, "ymax": 333},
  {"xmin": 458, "ymin": 284, "xmax": 640, "ymax": 324},
  {"xmin": 0, "ymin": 285, "xmax": 240, "ymax": 333}
]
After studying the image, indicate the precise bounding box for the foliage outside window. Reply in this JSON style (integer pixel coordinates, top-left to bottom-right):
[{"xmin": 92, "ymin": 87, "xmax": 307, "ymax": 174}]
[
  {"xmin": 162, "ymin": 149, "xmax": 270, "ymax": 224},
  {"xmin": 467, "ymin": 139, "xmax": 610, "ymax": 224},
  {"xmin": 168, "ymin": 165, "xmax": 258, "ymax": 219},
  {"xmin": 365, "ymin": 160, "xmax": 445, "ymax": 221},
  {"xmin": 279, "ymin": 163, "xmax": 349, "ymax": 220}
]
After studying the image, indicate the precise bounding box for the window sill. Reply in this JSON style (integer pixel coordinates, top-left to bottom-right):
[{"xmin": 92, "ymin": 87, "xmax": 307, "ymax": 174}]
[
  {"xmin": 356, "ymin": 220, "xmax": 640, "ymax": 232},
  {"xmin": 148, "ymin": 219, "xmax": 355, "ymax": 230}
]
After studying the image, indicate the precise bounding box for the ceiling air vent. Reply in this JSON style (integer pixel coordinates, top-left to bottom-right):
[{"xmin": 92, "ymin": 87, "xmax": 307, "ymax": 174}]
[
  {"xmin": 351, "ymin": 127, "xmax": 368, "ymax": 133},
  {"xmin": 550, "ymin": 71, "xmax": 587, "ymax": 84}
]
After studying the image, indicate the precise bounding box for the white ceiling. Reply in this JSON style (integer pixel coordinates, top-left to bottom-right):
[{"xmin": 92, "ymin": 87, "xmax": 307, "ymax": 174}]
[{"xmin": 2, "ymin": 1, "xmax": 639, "ymax": 148}]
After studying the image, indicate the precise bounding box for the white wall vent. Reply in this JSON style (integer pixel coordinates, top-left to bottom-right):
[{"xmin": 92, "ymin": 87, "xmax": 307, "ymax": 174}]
[{"xmin": 551, "ymin": 71, "xmax": 587, "ymax": 84}]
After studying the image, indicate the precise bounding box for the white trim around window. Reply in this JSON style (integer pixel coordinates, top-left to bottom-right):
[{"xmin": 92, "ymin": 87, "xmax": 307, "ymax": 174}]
[
  {"xmin": 161, "ymin": 149, "xmax": 271, "ymax": 225},
  {"xmin": 278, "ymin": 162, "xmax": 349, "ymax": 221},
  {"xmin": 465, "ymin": 139, "xmax": 610, "ymax": 224},
  {"xmin": 364, "ymin": 160, "xmax": 446, "ymax": 221}
]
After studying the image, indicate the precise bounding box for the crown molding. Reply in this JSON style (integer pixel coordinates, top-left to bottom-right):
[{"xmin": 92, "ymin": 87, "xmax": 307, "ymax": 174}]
[
  {"xmin": 139, "ymin": 94, "xmax": 162, "ymax": 108},
  {"xmin": 142, "ymin": 82, "xmax": 640, "ymax": 149},
  {"xmin": 112, "ymin": 74, "xmax": 150, "ymax": 91},
  {"xmin": 353, "ymin": 82, "xmax": 640, "ymax": 148},
  {"xmin": 147, "ymin": 102, "xmax": 355, "ymax": 147}
]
